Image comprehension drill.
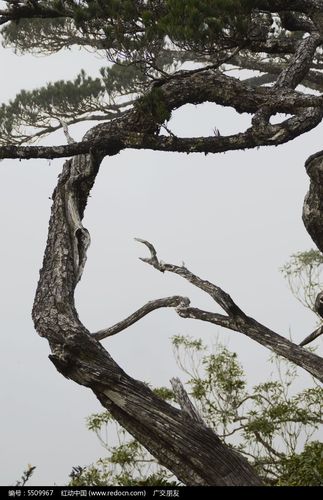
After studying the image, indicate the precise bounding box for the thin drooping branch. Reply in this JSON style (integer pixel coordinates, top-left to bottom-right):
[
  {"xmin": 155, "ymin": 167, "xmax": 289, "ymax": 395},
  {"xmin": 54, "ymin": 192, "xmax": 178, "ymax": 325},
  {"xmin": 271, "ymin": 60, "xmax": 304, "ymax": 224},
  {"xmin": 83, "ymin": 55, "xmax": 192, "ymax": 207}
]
[
  {"xmin": 299, "ymin": 291, "xmax": 323, "ymax": 345},
  {"xmin": 93, "ymin": 296, "xmax": 190, "ymax": 341},
  {"xmin": 136, "ymin": 239, "xmax": 323, "ymax": 383},
  {"xmin": 232, "ymin": 52, "xmax": 323, "ymax": 94}
]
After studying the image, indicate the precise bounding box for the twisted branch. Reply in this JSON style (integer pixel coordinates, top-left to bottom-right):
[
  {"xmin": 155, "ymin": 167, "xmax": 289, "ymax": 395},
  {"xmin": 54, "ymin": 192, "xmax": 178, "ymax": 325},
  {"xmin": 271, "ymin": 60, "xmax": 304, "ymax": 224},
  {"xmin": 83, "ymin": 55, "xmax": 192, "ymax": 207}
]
[{"xmin": 136, "ymin": 239, "xmax": 323, "ymax": 383}]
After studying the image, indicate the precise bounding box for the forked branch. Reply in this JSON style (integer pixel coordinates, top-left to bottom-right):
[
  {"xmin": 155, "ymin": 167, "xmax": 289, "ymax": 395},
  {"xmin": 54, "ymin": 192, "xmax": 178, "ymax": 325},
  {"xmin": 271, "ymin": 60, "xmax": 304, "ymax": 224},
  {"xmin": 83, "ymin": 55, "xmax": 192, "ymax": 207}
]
[{"xmin": 136, "ymin": 239, "xmax": 323, "ymax": 383}]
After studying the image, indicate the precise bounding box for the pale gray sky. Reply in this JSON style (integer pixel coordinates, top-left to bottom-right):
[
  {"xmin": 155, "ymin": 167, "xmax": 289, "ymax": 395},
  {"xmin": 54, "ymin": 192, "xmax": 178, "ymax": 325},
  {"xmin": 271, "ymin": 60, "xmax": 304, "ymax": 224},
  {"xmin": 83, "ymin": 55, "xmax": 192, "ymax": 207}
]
[{"xmin": 0, "ymin": 39, "xmax": 322, "ymax": 486}]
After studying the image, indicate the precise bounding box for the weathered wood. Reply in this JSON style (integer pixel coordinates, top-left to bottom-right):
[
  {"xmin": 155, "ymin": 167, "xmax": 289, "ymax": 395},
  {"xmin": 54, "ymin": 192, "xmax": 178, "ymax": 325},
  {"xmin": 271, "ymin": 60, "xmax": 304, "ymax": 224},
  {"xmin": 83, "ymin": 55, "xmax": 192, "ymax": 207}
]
[
  {"xmin": 32, "ymin": 148, "xmax": 263, "ymax": 486},
  {"xmin": 8, "ymin": 1, "xmax": 320, "ymax": 485}
]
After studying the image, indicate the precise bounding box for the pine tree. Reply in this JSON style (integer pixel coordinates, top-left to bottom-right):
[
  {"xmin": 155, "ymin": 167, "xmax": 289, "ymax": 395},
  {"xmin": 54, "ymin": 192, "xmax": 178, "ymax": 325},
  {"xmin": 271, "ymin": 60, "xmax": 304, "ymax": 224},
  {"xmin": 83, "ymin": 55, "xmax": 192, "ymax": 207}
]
[{"xmin": 1, "ymin": 1, "xmax": 323, "ymax": 486}]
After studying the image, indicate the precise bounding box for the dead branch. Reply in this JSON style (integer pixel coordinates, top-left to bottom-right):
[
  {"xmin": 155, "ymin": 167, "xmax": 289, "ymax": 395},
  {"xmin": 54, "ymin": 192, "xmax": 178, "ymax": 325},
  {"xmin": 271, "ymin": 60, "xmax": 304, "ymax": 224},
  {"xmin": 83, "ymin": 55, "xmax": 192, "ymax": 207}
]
[{"xmin": 136, "ymin": 239, "xmax": 323, "ymax": 383}]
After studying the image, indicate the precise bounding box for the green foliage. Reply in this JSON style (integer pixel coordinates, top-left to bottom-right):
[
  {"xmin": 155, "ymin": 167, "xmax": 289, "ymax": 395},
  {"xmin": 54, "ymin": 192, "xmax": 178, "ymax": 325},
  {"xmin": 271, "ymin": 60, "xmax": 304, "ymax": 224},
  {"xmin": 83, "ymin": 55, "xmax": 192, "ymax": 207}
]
[
  {"xmin": 100, "ymin": 63, "xmax": 147, "ymax": 97},
  {"xmin": 0, "ymin": 62, "xmax": 150, "ymax": 145},
  {"xmin": 68, "ymin": 249, "xmax": 322, "ymax": 486},
  {"xmin": 0, "ymin": 69, "xmax": 107, "ymax": 145},
  {"xmin": 69, "ymin": 464, "xmax": 111, "ymax": 487},
  {"xmin": 159, "ymin": 0, "xmax": 256, "ymax": 50},
  {"xmin": 74, "ymin": 336, "xmax": 322, "ymax": 486},
  {"xmin": 278, "ymin": 441, "xmax": 323, "ymax": 486},
  {"xmin": 281, "ymin": 249, "xmax": 323, "ymax": 313},
  {"xmin": 0, "ymin": 0, "xmax": 275, "ymax": 144},
  {"xmin": 1, "ymin": 18, "xmax": 75, "ymax": 54},
  {"xmin": 135, "ymin": 87, "xmax": 171, "ymax": 127},
  {"xmin": 87, "ymin": 411, "xmax": 113, "ymax": 432},
  {"xmin": 153, "ymin": 386, "xmax": 174, "ymax": 401}
]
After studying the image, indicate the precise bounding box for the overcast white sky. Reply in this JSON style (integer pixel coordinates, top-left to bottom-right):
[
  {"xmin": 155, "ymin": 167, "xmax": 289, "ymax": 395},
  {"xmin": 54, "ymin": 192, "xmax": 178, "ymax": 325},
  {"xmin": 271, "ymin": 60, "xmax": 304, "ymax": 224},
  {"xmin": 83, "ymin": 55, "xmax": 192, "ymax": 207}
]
[{"xmin": 0, "ymin": 36, "xmax": 322, "ymax": 486}]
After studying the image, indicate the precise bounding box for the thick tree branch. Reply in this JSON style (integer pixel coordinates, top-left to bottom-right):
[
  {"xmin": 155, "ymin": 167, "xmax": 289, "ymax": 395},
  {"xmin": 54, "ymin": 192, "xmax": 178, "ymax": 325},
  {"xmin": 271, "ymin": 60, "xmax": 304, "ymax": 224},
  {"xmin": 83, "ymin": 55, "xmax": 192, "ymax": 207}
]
[
  {"xmin": 274, "ymin": 32, "xmax": 322, "ymax": 90},
  {"xmin": 136, "ymin": 240, "xmax": 323, "ymax": 383},
  {"xmin": 2, "ymin": 65, "xmax": 323, "ymax": 161},
  {"xmin": 0, "ymin": 137, "xmax": 123, "ymax": 160},
  {"xmin": 92, "ymin": 296, "xmax": 190, "ymax": 341}
]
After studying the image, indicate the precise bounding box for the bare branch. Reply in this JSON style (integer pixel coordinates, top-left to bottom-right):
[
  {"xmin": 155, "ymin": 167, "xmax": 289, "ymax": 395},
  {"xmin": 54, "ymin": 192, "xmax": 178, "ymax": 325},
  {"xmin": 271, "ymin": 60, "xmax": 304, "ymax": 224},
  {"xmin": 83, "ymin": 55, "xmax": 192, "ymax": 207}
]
[
  {"xmin": 135, "ymin": 238, "xmax": 255, "ymax": 319},
  {"xmin": 137, "ymin": 240, "xmax": 323, "ymax": 383},
  {"xmin": 170, "ymin": 377, "xmax": 206, "ymax": 427},
  {"xmin": 58, "ymin": 119, "xmax": 76, "ymax": 145},
  {"xmin": 0, "ymin": 136, "xmax": 123, "ymax": 160},
  {"xmin": 253, "ymin": 431, "xmax": 285, "ymax": 459},
  {"xmin": 300, "ymin": 324, "xmax": 323, "ymax": 346},
  {"xmin": 93, "ymin": 296, "xmax": 190, "ymax": 341},
  {"xmin": 176, "ymin": 307, "xmax": 235, "ymax": 330}
]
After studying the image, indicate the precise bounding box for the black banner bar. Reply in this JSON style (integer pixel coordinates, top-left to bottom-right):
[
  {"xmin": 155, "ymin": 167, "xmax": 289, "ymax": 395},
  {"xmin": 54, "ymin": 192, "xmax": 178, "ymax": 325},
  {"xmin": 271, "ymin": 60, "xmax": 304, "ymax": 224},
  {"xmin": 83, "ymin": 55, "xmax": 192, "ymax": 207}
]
[{"xmin": 0, "ymin": 486, "xmax": 321, "ymax": 498}]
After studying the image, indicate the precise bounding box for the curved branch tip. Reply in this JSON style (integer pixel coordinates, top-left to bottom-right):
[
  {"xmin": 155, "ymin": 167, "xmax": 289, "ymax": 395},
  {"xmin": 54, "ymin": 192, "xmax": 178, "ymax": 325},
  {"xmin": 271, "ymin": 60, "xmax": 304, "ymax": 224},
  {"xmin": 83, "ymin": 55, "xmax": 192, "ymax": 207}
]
[{"xmin": 135, "ymin": 237, "xmax": 162, "ymax": 269}]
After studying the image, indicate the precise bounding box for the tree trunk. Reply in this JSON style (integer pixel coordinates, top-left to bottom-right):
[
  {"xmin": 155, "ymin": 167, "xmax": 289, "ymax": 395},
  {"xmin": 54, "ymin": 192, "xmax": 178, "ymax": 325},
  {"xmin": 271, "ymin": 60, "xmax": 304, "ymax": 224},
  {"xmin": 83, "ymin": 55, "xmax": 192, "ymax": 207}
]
[
  {"xmin": 303, "ymin": 151, "xmax": 323, "ymax": 253},
  {"xmin": 32, "ymin": 147, "xmax": 263, "ymax": 486}
]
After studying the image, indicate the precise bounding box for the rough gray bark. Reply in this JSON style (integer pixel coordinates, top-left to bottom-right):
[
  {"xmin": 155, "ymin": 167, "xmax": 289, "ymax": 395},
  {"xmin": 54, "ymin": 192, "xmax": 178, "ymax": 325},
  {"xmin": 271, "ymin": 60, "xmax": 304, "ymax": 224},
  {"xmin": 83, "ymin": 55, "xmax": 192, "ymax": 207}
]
[
  {"xmin": 303, "ymin": 152, "xmax": 323, "ymax": 254},
  {"xmin": 31, "ymin": 145, "xmax": 263, "ymax": 487},
  {"xmin": 1, "ymin": 0, "xmax": 322, "ymax": 486}
]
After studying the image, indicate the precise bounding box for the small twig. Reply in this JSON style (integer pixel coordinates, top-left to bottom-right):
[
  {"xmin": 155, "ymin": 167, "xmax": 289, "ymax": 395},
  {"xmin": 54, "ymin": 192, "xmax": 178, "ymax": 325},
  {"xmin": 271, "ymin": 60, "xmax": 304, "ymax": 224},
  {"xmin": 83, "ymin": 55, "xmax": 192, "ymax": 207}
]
[
  {"xmin": 93, "ymin": 296, "xmax": 190, "ymax": 341},
  {"xmin": 170, "ymin": 377, "xmax": 206, "ymax": 426},
  {"xmin": 253, "ymin": 431, "xmax": 285, "ymax": 459}
]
